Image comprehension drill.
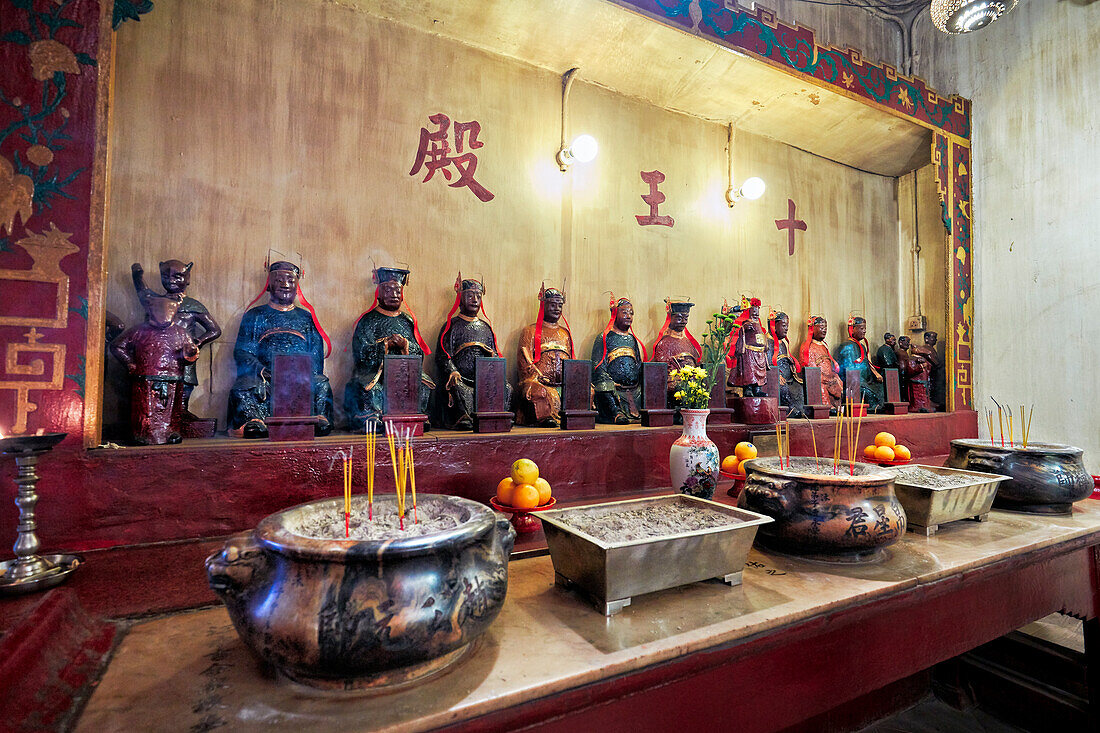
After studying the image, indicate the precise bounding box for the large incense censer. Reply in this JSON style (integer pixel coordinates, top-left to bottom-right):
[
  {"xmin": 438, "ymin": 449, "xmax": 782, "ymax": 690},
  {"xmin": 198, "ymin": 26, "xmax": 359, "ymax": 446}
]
[
  {"xmin": 946, "ymin": 439, "xmax": 1092, "ymax": 514},
  {"xmin": 206, "ymin": 494, "xmax": 514, "ymax": 688},
  {"xmin": 737, "ymin": 457, "xmax": 906, "ymax": 562}
]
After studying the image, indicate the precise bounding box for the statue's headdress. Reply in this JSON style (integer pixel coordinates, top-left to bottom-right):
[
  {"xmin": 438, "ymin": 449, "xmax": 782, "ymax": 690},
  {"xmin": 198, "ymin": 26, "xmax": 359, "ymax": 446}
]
[
  {"xmin": 799, "ymin": 313, "xmax": 834, "ymax": 369},
  {"xmin": 532, "ymin": 282, "xmax": 572, "ymax": 362},
  {"xmin": 243, "ymin": 258, "xmax": 331, "ymax": 357},
  {"xmin": 846, "ymin": 313, "xmax": 868, "ymax": 365},
  {"xmin": 652, "ymin": 298, "xmax": 701, "ymax": 360},
  {"xmin": 158, "ymin": 260, "xmax": 193, "ymax": 276},
  {"xmin": 360, "ymin": 265, "xmax": 431, "ymax": 355},
  {"xmin": 767, "ymin": 308, "xmax": 799, "ymax": 369},
  {"xmin": 438, "ymin": 273, "xmax": 502, "ymax": 359},
  {"xmin": 594, "ymin": 294, "xmax": 647, "ymax": 369}
]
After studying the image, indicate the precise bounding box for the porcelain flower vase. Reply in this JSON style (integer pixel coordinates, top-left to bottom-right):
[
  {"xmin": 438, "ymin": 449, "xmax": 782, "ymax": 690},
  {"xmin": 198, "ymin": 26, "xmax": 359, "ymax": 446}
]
[{"xmin": 670, "ymin": 408, "xmax": 720, "ymax": 499}]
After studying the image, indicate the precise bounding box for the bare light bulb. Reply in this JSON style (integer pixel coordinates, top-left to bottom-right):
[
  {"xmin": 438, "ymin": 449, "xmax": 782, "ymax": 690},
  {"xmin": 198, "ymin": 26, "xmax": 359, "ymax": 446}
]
[
  {"xmin": 569, "ymin": 134, "xmax": 598, "ymax": 163},
  {"xmin": 739, "ymin": 177, "xmax": 766, "ymax": 200},
  {"xmin": 558, "ymin": 134, "xmax": 598, "ymax": 169}
]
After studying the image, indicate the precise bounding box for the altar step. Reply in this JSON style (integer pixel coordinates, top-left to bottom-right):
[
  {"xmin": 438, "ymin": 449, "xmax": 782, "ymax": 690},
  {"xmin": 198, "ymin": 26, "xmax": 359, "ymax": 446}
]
[{"xmin": 930, "ymin": 624, "xmax": 1091, "ymax": 732}]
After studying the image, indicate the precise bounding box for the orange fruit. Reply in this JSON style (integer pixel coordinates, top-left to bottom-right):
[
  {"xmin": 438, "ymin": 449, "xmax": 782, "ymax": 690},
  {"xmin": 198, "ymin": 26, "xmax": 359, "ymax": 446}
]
[
  {"xmin": 496, "ymin": 477, "xmax": 516, "ymax": 505},
  {"xmin": 735, "ymin": 461, "xmax": 747, "ymax": 477},
  {"xmin": 534, "ymin": 477, "xmax": 552, "ymax": 505},
  {"xmin": 894, "ymin": 444, "xmax": 912, "ymax": 461},
  {"xmin": 511, "ymin": 483, "xmax": 540, "ymax": 510},
  {"xmin": 734, "ymin": 442, "xmax": 758, "ymax": 461},
  {"xmin": 721, "ymin": 455, "xmax": 739, "ymax": 473},
  {"xmin": 863, "ymin": 444, "xmax": 877, "ymax": 458},
  {"xmin": 874, "ymin": 432, "xmax": 896, "ymax": 448},
  {"xmin": 511, "ymin": 458, "xmax": 539, "ymax": 485},
  {"xmin": 873, "ymin": 445, "xmax": 896, "ymax": 462}
]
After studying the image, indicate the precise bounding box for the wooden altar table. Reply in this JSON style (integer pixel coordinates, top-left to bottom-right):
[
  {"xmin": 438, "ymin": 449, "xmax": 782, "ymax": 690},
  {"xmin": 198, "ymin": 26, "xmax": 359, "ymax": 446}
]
[{"xmin": 74, "ymin": 501, "xmax": 1100, "ymax": 732}]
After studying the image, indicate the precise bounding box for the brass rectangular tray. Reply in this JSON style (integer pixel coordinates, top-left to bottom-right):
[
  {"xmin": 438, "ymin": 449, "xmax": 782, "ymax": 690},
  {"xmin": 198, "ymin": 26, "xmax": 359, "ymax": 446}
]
[
  {"xmin": 539, "ymin": 494, "xmax": 771, "ymax": 615},
  {"xmin": 893, "ymin": 464, "xmax": 1008, "ymax": 536}
]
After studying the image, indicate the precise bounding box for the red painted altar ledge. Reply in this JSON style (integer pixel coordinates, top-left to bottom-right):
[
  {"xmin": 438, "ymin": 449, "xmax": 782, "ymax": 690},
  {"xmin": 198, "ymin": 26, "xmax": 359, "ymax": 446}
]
[{"xmin": 0, "ymin": 411, "xmax": 976, "ymax": 552}]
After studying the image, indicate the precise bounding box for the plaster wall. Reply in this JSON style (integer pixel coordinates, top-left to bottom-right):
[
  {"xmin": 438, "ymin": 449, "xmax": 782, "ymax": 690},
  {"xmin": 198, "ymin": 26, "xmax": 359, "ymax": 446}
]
[
  {"xmin": 105, "ymin": 0, "xmax": 918, "ymax": 430},
  {"xmin": 916, "ymin": 0, "xmax": 1098, "ymax": 467}
]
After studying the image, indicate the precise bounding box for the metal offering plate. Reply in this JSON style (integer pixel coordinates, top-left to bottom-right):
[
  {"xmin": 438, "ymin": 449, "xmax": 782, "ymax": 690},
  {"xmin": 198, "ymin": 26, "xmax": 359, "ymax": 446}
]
[
  {"xmin": 893, "ymin": 464, "xmax": 1009, "ymax": 536},
  {"xmin": 539, "ymin": 494, "xmax": 771, "ymax": 615}
]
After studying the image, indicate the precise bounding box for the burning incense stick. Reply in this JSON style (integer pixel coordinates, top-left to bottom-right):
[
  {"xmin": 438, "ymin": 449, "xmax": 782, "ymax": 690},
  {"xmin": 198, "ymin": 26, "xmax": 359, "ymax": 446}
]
[
  {"xmin": 407, "ymin": 429, "xmax": 418, "ymax": 523},
  {"xmin": 344, "ymin": 451, "xmax": 350, "ymax": 538},
  {"xmin": 831, "ymin": 402, "xmax": 840, "ymax": 471},
  {"xmin": 366, "ymin": 420, "xmax": 377, "ymax": 520},
  {"xmin": 991, "ymin": 397, "xmax": 1005, "ymax": 447},
  {"xmin": 775, "ymin": 421, "xmax": 783, "ymax": 467},
  {"xmin": 1006, "ymin": 405, "xmax": 1014, "ymax": 448},
  {"xmin": 806, "ymin": 418, "xmax": 818, "ymax": 469},
  {"xmin": 1024, "ymin": 406, "xmax": 1034, "ymax": 448},
  {"xmin": 853, "ymin": 403, "xmax": 864, "ymax": 474},
  {"xmin": 986, "ymin": 409, "xmax": 995, "ymax": 447},
  {"xmin": 386, "ymin": 421, "xmax": 406, "ymax": 529}
]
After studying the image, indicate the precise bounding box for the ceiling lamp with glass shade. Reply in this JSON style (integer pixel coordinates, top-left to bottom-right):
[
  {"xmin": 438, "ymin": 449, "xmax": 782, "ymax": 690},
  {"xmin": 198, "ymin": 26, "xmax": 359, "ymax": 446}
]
[{"xmin": 930, "ymin": 0, "xmax": 1018, "ymax": 34}]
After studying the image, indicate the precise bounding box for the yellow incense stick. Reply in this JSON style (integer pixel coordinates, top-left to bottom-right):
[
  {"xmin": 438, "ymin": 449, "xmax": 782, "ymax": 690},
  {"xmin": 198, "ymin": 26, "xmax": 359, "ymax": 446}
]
[
  {"xmin": 775, "ymin": 422, "xmax": 783, "ymax": 466},
  {"xmin": 367, "ymin": 426, "xmax": 375, "ymax": 513},
  {"xmin": 806, "ymin": 418, "xmax": 818, "ymax": 469},
  {"xmin": 833, "ymin": 405, "xmax": 844, "ymax": 472},
  {"xmin": 853, "ymin": 405, "xmax": 864, "ymax": 471},
  {"xmin": 386, "ymin": 423, "xmax": 401, "ymax": 513},
  {"xmin": 409, "ymin": 437, "xmax": 418, "ymax": 523}
]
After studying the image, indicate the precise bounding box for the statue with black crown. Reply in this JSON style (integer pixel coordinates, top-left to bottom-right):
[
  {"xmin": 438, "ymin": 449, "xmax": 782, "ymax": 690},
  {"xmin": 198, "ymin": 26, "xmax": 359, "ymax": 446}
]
[
  {"xmin": 227, "ymin": 260, "xmax": 334, "ymax": 438},
  {"xmin": 590, "ymin": 295, "xmax": 647, "ymax": 424},
  {"xmin": 345, "ymin": 266, "xmax": 435, "ymax": 432},
  {"xmin": 652, "ymin": 298, "xmax": 702, "ymax": 409},
  {"xmin": 516, "ymin": 283, "xmax": 574, "ymax": 427},
  {"xmin": 435, "ymin": 274, "xmax": 511, "ymax": 430}
]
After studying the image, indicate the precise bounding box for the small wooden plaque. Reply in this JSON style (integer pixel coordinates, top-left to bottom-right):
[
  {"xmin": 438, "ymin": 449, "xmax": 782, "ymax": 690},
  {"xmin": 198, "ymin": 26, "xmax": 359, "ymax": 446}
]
[
  {"xmin": 844, "ymin": 370, "xmax": 861, "ymax": 404},
  {"xmin": 268, "ymin": 353, "xmax": 317, "ymax": 441},
  {"xmin": 707, "ymin": 363, "xmax": 734, "ymax": 424},
  {"xmin": 560, "ymin": 359, "xmax": 596, "ymax": 430},
  {"xmin": 883, "ymin": 368, "xmax": 909, "ymax": 415},
  {"xmin": 765, "ymin": 369, "xmax": 780, "ymax": 400},
  {"xmin": 733, "ymin": 397, "xmax": 779, "ymax": 425},
  {"xmin": 802, "ymin": 366, "xmax": 830, "ymax": 419},
  {"xmin": 640, "ymin": 362, "xmax": 674, "ymax": 427},
  {"xmin": 473, "ymin": 357, "xmax": 513, "ymax": 433},
  {"xmin": 383, "ymin": 354, "xmax": 427, "ymax": 436}
]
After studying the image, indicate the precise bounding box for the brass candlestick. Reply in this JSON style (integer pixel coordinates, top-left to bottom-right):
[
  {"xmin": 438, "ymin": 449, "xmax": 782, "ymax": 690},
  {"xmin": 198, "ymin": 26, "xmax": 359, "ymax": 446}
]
[{"xmin": 0, "ymin": 432, "xmax": 81, "ymax": 595}]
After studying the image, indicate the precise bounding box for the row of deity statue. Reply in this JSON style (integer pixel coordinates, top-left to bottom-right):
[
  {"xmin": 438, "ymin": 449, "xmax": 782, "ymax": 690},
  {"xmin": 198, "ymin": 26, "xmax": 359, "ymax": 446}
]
[{"xmin": 107, "ymin": 260, "xmax": 943, "ymax": 444}]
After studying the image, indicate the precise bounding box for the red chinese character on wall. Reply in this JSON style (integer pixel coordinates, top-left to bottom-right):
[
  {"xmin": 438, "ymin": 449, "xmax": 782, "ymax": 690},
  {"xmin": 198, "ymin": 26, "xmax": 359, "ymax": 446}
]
[
  {"xmin": 636, "ymin": 170, "xmax": 674, "ymax": 227},
  {"xmin": 409, "ymin": 113, "xmax": 495, "ymax": 202}
]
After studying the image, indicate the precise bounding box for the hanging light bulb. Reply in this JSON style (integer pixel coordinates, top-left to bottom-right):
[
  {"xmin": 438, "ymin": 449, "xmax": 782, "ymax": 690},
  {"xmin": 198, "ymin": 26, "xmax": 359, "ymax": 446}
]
[
  {"xmin": 931, "ymin": 0, "xmax": 1017, "ymax": 34},
  {"xmin": 739, "ymin": 177, "xmax": 766, "ymax": 201},
  {"xmin": 726, "ymin": 176, "xmax": 766, "ymax": 206},
  {"xmin": 557, "ymin": 134, "xmax": 598, "ymax": 168}
]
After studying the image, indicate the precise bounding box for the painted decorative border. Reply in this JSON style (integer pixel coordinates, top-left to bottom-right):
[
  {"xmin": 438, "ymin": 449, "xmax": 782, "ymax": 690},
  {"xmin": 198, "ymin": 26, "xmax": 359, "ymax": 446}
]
[{"xmin": 614, "ymin": 0, "xmax": 971, "ymax": 138}]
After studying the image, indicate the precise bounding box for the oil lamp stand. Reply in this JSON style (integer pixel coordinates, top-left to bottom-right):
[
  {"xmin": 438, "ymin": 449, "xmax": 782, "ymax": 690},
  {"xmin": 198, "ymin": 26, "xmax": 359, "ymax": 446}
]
[{"xmin": 0, "ymin": 432, "xmax": 81, "ymax": 595}]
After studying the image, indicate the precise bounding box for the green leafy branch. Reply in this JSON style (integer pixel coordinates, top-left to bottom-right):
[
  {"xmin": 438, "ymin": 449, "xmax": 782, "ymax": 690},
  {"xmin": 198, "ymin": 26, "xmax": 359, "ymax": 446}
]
[{"xmin": 698, "ymin": 311, "xmax": 737, "ymax": 404}]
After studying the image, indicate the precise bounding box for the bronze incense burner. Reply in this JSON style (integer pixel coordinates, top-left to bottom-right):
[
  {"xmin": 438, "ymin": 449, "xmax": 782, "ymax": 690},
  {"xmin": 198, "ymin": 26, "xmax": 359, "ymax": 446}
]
[
  {"xmin": 206, "ymin": 494, "xmax": 514, "ymax": 689},
  {"xmin": 946, "ymin": 439, "xmax": 1092, "ymax": 514},
  {"xmin": 737, "ymin": 457, "xmax": 906, "ymax": 562}
]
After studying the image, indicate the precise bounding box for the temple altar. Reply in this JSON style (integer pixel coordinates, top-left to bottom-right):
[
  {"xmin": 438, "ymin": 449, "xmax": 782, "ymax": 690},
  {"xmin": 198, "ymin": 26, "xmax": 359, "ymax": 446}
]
[
  {"xmin": 69, "ymin": 502, "xmax": 1100, "ymax": 732},
  {"xmin": 6, "ymin": 0, "xmax": 1087, "ymax": 729}
]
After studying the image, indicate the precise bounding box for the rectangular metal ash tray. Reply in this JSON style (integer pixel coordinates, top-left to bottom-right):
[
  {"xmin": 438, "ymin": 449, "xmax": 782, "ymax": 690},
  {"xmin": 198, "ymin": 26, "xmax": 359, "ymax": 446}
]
[
  {"xmin": 893, "ymin": 464, "xmax": 1009, "ymax": 536},
  {"xmin": 539, "ymin": 494, "xmax": 772, "ymax": 615}
]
